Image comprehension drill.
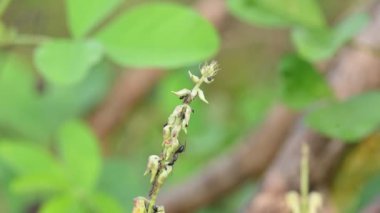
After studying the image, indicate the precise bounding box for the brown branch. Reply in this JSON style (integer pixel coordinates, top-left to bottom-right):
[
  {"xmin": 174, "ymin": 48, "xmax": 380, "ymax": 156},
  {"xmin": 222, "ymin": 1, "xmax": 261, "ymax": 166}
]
[
  {"xmin": 248, "ymin": 1, "xmax": 380, "ymax": 212},
  {"xmin": 88, "ymin": 0, "xmax": 228, "ymax": 146},
  {"xmin": 158, "ymin": 105, "xmax": 299, "ymax": 212},
  {"xmin": 88, "ymin": 69, "xmax": 163, "ymax": 141}
]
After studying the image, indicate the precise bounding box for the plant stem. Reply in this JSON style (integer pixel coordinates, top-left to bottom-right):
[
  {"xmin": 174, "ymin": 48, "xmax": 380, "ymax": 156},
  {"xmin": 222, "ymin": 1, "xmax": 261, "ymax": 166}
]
[
  {"xmin": 147, "ymin": 80, "xmax": 204, "ymax": 213},
  {"xmin": 300, "ymin": 143, "xmax": 309, "ymax": 213},
  {"xmin": 136, "ymin": 61, "xmax": 218, "ymax": 213}
]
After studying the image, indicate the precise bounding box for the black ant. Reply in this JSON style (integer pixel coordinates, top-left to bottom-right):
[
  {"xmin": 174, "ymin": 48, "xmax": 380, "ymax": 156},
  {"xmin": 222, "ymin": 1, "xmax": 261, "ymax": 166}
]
[{"xmin": 168, "ymin": 142, "xmax": 186, "ymax": 166}]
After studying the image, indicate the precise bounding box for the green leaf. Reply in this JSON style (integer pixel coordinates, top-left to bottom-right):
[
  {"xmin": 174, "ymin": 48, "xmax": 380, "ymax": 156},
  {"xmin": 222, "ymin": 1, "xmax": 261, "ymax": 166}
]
[
  {"xmin": 66, "ymin": 0, "xmax": 122, "ymax": 38},
  {"xmin": 227, "ymin": 0, "xmax": 325, "ymax": 28},
  {"xmin": 10, "ymin": 173, "xmax": 67, "ymax": 195},
  {"xmin": 278, "ymin": 54, "xmax": 331, "ymax": 109},
  {"xmin": 306, "ymin": 92, "xmax": 380, "ymax": 141},
  {"xmin": 40, "ymin": 194, "xmax": 84, "ymax": 213},
  {"xmin": 96, "ymin": 3, "xmax": 220, "ymax": 68},
  {"xmin": 258, "ymin": 0, "xmax": 325, "ymax": 29},
  {"xmin": 97, "ymin": 158, "xmax": 148, "ymax": 210},
  {"xmin": 58, "ymin": 121, "xmax": 101, "ymax": 193},
  {"xmin": 333, "ymin": 13, "xmax": 369, "ymax": 45},
  {"xmin": 0, "ymin": 54, "xmax": 112, "ymax": 141},
  {"xmin": 0, "ymin": 142, "xmax": 65, "ymax": 195},
  {"xmin": 34, "ymin": 40, "xmax": 103, "ymax": 85},
  {"xmin": 227, "ymin": 0, "xmax": 289, "ymax": 27},
  {"xmin": 354, "ymin": 174, "xmax": 380, "ymax": 212},
  {"xmin": 0, "ymin": 141, "xmax": 59, "ymax": 175},
  {"xmin": 292, "ymin": 13, "xmax": 369, "ymax": 61},
  {"xmin": 89, "ymin": 192, "xmax": 123, "ymax": 213}
]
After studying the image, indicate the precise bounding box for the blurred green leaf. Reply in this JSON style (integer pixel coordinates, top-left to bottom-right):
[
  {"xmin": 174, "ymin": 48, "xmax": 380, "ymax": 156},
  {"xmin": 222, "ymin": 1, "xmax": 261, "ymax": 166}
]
[
  {"xmin": 355, "ymin": 174, "xmax": 380, "ymax": 212},
  {"xmin": 34, "ymin": 40, "xmax": 103, "ymax": 85},
  {"xmin": 259, "ymin": 0, "xmax": 325, "ymax": 28},
  {"xmin": 39, "ymin": 194, "xmax": 83, "ymax": 213},
  {"xmin": 98, "ymin": 158, "xmax": 148, "ymax": 211},
  {"xmin": 0, "ymin": 54, "xmax": 43, "ymax": 139},
  {"xmin": 292, "ymin": 13, "xmax": 368, "ymax": 61},
  {"xmin": 66, "ymin": 0, "xmax": 122, "ymax": 38},
  {"xmin": 58, "ymin": 121, "xmax": 101, "ymax": 193},
  {"xmin": 96, "ymin": 3, "xmax": 219, "ymax": 68},
  {"xmin": 278, "ymin": 55, "xmax": 330, "ymax": 109},
  {"xmin": 227, "ymin": 0, "xmax": 325, "ymax": 28},
  {"xmin": 334, "ymin": 13, "xmax": 369, "ymax": 45},
  {"xmin": 306, "ymin": 91, "xmax": 380, "ymax": 141},
  {"xmin": 0, "ymin": 54, "xmax": 112, "ymax": 141},
  {"xmin": 0, "ymin": 141, "xmax": 65, "ymax": 195},
  {"xmin": 89, "ymin": 192, "xmax": 123, "ymax": 213},
  {"xmin": 331, "ymin": 134, "xmax": 380, "ymax": 212},
  {"xmin": 227, "ymin": 0, "xmax": 289, "ymax": 27},
  {"xmin": 0, "ymin": 141, "xmax": 59, "ymax": 175},
  {"xmin": 10, "ymin": 173, "xmax": 66, "ymax": 195}
]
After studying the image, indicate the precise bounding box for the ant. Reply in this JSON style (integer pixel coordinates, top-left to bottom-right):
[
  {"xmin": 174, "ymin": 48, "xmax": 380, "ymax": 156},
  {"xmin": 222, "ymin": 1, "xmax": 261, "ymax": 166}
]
[{"xmin": 168, "ymin": 142, "xmax": 186, "ymax": 166}]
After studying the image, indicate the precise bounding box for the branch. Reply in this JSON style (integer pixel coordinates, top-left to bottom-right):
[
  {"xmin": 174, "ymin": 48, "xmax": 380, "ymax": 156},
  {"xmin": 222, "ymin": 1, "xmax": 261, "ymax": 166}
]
[{"xmin": 248, "ymin": 2, "xmax": 380, "ymax": 212}]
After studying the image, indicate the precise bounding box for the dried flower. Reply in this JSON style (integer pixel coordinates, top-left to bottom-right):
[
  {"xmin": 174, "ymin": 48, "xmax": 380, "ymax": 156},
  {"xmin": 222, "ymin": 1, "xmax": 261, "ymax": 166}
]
[
  {"xmin": 172, "ymin": 89, "xmax": 191, "ymax": 98},
  {"xmin": 188, "ymin": 71, "xmax": 200, "ymax": 83},
  {"xmin": 200, "ymin": 60, "xmax": 219, "ymax": 82},
  {"xmin": 162, "ymin": 138, "xmax": 179, "ymax": 161},
  {"xmin": 197, "ymin": 88, "xmax": 208, "ymax": 104},
  {"xmin": 132, "ymin": 197, "xmax": 148, "ymax": 213},
  {"xmin": 157, "ymin": 164, "xmax": 172, "ymax": 185},
  {"xmin": 144, "ymin": 155, "xmax": 160, "ymax": 183},
  {"xmin": 134, "ymin": 61, "xmax": 220, "ymax": 213}
]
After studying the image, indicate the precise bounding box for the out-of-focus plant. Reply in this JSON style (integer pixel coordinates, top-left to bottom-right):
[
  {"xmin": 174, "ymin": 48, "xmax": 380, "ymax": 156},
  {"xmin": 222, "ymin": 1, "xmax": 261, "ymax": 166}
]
[
  {"xmin": 286, "ymin": 144, "xmax": 322, "ymax": 213},
  {"xmin": 1, "ymin": 0, "xmax": 220, "ymax": 211},
  {"xmin": 277, "ymin": 54, "xmax": 331, "ymax": 109},
  {"xmin": 228, "ymin": 0, "xmax": 380, "ymax": 142},
  {"xmin": 306, "ymin": 91, "xmax": 380, "ymax": 141},
  {"xmin": 132, "ymin": 61, "xmax": 219, "ymax": 213},
  {"xmin": 0, "ymin": 121, "xmax": 122, "ymax": 212},
  {"xmin": 0, "ymin": 0, "xmax": 220, "ymax": 141},
  {"xmin": 227, "ymin": 0, "xmax": 368, "ymax": 61}
]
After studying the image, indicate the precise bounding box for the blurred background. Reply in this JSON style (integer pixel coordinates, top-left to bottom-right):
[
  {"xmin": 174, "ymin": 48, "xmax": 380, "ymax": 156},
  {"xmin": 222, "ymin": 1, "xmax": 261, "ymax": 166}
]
[{"xmin": 1, "ymin": 0, "xmax": 380, "ymax": 212}]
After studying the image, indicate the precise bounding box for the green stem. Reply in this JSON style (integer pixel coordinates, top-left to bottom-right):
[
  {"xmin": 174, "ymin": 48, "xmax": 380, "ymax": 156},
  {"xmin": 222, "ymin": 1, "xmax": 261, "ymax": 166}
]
[
  {"xmin": 300, "ymin": 143, "xmax": 309, "ymax": 213},
  {"xmin": 147, "ymin": 187, "xmax": 159, "ymax": 213}
]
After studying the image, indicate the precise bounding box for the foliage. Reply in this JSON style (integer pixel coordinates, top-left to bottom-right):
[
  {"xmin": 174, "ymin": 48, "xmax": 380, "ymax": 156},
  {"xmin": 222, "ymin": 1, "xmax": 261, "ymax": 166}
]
[
  {"xmin": 0, "ymin": 0, "xmax": 379, "ymax": 212},
  {"xmin": 0, "ymin": 53, "xmax": 112, "ymax": 141},
  {"xmin": 66, "ymin": 0, "xmax": 122, "ymax": 38},
  {"xmin": 278, "ymin": 54, "xmax": 331, "ymax": 109},
  {"xmin": 96, "ymin": 3, "xmax": 219, "ymax": 68},
  {"xmin": 306, "ymin": 91, "xmax": 380, "ymax": 141},
  {"xmin": 331, "ymin": 134, "xmax": 380, "ymax": 212},
  {"xmin": 0, "ymin": 121, "xmax": 122, "ymax": 213},
  {"xmin": 34, "ymin": 40, "xmax": 103, "ymax": 85},
  {"xmin": 292, "ymin": 13, "xmax": 369, "ymax": 61},
  {"xmin": 228, "ymin": 0, "xmax": 326, "ymax": 28},
  {"xmin": 228, "ymin": 0, "xmax": 368, "ymax": 61}
]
